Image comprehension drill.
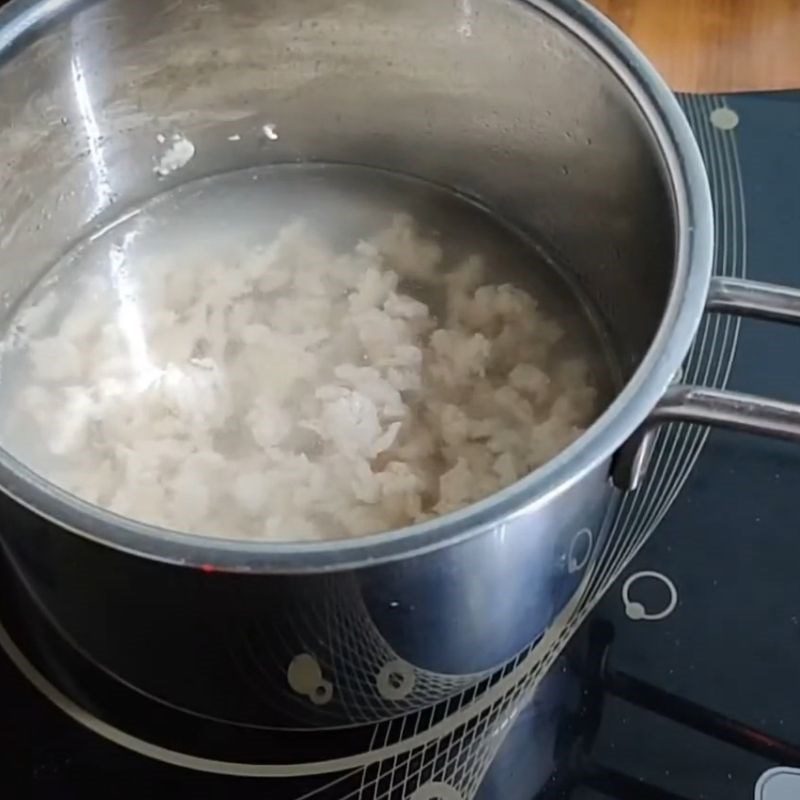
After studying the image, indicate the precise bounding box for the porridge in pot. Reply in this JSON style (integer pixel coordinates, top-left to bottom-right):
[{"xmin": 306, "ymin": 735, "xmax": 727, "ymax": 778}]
[{"xmin": 0, "ymin": 165, "xmax": 613, "ymax": 541}]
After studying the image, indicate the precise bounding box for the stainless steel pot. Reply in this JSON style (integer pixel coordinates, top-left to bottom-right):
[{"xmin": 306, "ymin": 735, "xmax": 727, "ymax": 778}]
[{"xmin": 1, "ymin": 0, "xmax": 800, "ymax": 766}]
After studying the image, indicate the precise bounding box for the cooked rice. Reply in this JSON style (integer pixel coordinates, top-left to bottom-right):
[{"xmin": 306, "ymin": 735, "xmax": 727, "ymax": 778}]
[{"xmin": 12, "ymin": 214, "xmax": 600, "ymax": 541}]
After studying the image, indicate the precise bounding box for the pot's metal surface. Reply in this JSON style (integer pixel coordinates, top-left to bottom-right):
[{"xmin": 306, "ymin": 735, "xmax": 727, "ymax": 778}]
[
  {"xmin": 0, "ymin": 0, "xmax": 709, "ymax": 570},
  {"xmin": 0, "ymin": 0, "xmax": 707, "ymax": 741},
  {"xmin": 2, "ymin": 0, "xmax": 797, "ymax": 760}
]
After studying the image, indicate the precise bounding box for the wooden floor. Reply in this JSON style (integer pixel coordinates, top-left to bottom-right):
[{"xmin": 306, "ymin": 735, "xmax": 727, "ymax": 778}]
[{"xmin": 592, "ymin": 0, "xmax": 800, "ymax": 92}]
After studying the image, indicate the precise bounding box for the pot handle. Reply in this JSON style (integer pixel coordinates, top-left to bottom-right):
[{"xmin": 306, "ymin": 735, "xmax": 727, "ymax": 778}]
[{"xmin": 613, "ymin": 276, "xmax": 800, "ymax": 490}]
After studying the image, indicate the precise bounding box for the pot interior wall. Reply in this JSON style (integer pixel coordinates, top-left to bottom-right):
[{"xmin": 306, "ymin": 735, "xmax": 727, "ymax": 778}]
[{"xmin": 0, "ymin": 0, "xmax": 675, "ymax": 378}]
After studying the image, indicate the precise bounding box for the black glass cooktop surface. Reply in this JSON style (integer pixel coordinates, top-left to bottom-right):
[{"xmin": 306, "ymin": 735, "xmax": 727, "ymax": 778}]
[{"xmin": 560, "ymin": 91, "xmax": 800, "ymax": 800}]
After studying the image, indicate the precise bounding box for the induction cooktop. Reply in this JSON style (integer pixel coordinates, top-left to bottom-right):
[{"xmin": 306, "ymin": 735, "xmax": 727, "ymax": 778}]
[{"xmin": 2, "ymin": 88, "xmax": 800, "ymax": 800}]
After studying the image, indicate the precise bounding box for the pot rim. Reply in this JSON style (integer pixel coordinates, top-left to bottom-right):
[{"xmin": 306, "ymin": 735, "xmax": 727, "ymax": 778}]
[{"xmin": 0, "ymin": 0, "xmax": 713, "ymax": 573}]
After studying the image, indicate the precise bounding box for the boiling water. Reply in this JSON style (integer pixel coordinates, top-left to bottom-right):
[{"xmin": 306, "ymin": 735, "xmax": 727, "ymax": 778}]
[{"xmin": 0, "ymin": 164, "xmax": 614, "ymax": 540}]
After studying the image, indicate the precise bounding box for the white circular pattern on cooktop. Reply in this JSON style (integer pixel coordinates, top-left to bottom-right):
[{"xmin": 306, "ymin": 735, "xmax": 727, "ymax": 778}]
[
  {"xmin": 622, "ymin": 571, "xmax": 678, "ymax": 622},
  {"xmin": 568, "ymin": 527, "xmax": 594, "ymax": 573},
  {"xmin": 410, "ymin": 781, "xmax": 463, "ymax": 800},
  {"xmin": 287, "ymin": 653, "xmax": 334, "ymax": 705},
  {"xmin": 376, "ymin": 659, "xmax": 416, "ymax": 701},
  {"xmin": 710, "ymin": 106, "xmax": 740, "ymax": 130}
]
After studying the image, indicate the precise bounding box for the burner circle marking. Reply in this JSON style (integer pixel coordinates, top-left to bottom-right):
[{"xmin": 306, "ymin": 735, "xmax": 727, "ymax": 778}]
[
  {"xmin": 568, "ymin": 528, "xmax": 593, "ymax": 573},
  {"xmin": 376, "ymin": 659, "xmax": 416, "ymax": 700},
  {"xmin": 410, "ymin": 782, "xmax": 462, "ymax": 800},
  {"xmin": 622, "ymin": 571, "xmax": 677, "ymax": 621}
]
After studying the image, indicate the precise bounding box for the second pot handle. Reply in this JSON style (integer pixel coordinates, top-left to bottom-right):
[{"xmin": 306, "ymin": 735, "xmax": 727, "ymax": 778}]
[{"xmin": 613, "ymin": 276, "xmax": 800, "ymax": 490}]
